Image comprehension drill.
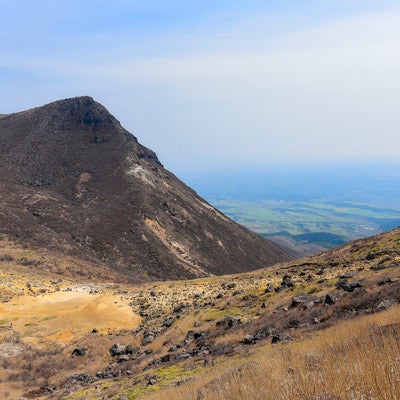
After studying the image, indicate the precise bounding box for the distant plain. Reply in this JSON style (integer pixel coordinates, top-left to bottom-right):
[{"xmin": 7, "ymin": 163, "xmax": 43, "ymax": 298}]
[{"xmin": 181, "ymin": 162, "xmax": 400, "ymax": 253}]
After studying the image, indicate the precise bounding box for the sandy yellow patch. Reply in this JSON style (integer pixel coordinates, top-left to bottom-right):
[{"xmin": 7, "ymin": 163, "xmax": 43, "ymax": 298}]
[{"xmin": 0, "ymin": 289, "xmax": 140, "ymax": 345}]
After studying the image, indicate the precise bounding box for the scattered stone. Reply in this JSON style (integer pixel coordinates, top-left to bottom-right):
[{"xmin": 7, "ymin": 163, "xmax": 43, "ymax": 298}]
[
  {"xmin": 146, "ymin": 375, "xmax": 158, "ymax": 385},
  {"xmin": 378, "ymin": 277, "xmax": 400, "ymax": 286},
  {"xmin": 125, "ymin": 344, "xmax": 138, "ymax": 355},
  {"xmin": 374, "ymin": 299, "xmax": 398, "ymax": 312},
  {"xmin": 291, "ymin": 293, "xmax": 314, "ymax": 309},
  {"xmin": 372, "ymin": 263, "xmax": 399, "ymax": 271},
  {"xmin": 194, "ymin": 320, "xmax": 202, "ymax": 327},
  {"xmin": 160, "ymin": 354, "xmax": 170, "ymax": 363},
  {"xmin": 72, "ymin": 347, "xmax": 88, "ymax": 356},
  {"xmin": 264, "ymin": 283, "xmax": 274, "ymax": 293},
  {"xmin": 163, "ymin": 316, "xmax": 176, "ymax": 328},
  {"xmin": 66, "ymin": 373, "xmax": 95, "ymax": 384},
  {"xmin": 43, "ymin": 385, "xmax": 56, "ymax": 393},
  {"xmin": 142, "ymin": 328, "xmax": 162, "ymax": 345},
  {"xmin": 175, "ymin": 352, "xmax": 192, "ymax": 360},
  {"xmin": 216, "ymin": 316, "xmax": 241, "ymax": 328},
  {"xmin": 324, "ymin": 294, "xmax": 336, "ymax": 305},
  {"xmin": 271, "ymin": 333, "xmax": 293, "ymax": 344},
  {"xmin": 110, "ymin": 343, "xmax": 126, "ymax": 357},
  {"xmin": 337, "ymin": 280, "xmax": 362, "ymax": 292},
  {"xmin": 173, "ymin": 304, "xmax": 185, "ymax": 313},
  {"xmin": 243, "ymin": 335, "xmax": 255, "ymax": 345}
]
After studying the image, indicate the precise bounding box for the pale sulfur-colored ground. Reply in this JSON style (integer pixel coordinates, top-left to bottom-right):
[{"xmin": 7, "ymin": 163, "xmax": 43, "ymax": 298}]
[{"xmin": 0, "ymin": 289, "xmax": 140, "ymax": 345}]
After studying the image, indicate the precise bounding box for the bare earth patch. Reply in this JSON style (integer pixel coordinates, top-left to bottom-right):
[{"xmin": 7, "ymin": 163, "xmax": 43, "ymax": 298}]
[{"xmin": 0, "ymin": 289, "xmax": 140, "ymax": 345}]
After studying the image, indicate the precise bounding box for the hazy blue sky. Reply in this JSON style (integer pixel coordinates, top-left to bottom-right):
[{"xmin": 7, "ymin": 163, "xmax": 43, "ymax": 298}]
[{"xmin": 1, "ymin": 1, "xmax": 400, "ymax": 172}]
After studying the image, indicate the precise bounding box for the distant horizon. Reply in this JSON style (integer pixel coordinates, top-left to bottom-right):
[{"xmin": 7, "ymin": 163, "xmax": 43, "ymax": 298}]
[{"xmin": 171, "ymin": 157, "xmax": 400, "ymax": 177}]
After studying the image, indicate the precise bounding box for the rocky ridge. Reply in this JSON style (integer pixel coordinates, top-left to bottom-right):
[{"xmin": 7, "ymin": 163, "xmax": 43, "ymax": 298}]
[{"xmin": 0, "ymin": 96, "xmax": 291, "ymax": 281}]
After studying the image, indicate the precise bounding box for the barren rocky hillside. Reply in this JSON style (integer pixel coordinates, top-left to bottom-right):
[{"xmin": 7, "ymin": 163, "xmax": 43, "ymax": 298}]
[{"xmin": 0, "ymin": 97, "xmax": 290, "ymax": 281}]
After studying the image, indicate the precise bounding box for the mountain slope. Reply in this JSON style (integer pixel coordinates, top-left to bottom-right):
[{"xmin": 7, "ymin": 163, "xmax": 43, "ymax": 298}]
[
  {"xmin": 0, "ymin": 224, "xmax": 398, "ymax": 399},
  {"xmin": 0, "ymin": 96, "xmax": 291, "ymax": 280}
]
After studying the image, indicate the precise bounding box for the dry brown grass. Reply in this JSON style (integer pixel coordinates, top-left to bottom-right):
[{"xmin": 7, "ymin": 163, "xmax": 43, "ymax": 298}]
[{"xmin": 148, "ymin": 306, "xmax": 400, "ymax": 400}]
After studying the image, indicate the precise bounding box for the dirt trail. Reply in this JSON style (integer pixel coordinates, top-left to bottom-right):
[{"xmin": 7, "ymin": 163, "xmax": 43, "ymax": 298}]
[{"xmin": 0, "ymin": 289, "xmax": 140, "ymax": 345}]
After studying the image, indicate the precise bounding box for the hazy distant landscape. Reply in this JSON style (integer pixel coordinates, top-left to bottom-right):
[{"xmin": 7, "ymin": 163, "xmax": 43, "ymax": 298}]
[{"xmin": 181, "ymin": 162, "xmax": 400, "ymax": 253}]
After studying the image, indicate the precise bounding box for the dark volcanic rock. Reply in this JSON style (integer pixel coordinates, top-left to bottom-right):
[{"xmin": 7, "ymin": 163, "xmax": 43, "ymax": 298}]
[
  {"xmin": 291, "ymin": 293, "xmax": 314, "ymax": 309},
  {"xmin": 0, "ymin": 96, "xmax": 291, "ymax": 280},
  {"xmin": 71, "ymin": 347, "xmax": 88, "ymax": 356}
]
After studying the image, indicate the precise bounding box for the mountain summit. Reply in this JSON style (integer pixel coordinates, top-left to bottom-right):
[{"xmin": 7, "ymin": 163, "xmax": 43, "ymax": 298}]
[{"xmin": 0, "ymin": 96, "xmax": 291, "ymax": 280}]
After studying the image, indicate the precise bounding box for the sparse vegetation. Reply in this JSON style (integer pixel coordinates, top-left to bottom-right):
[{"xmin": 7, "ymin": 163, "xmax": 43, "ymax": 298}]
[{"xmin": 148, "ymin": 307, "xmax": 400, "ymax": 400}]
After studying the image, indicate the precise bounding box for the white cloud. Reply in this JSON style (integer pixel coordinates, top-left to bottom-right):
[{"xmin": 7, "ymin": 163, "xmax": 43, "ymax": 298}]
[{"xmin": 1, "ymin": 7, "xmax": 400, "ymax": 168}]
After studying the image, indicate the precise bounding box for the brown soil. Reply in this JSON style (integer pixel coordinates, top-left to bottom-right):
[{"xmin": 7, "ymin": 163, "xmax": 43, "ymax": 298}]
[{"xmin": 0, "ymin": 289, "xmax": 140, "ymax": 345}]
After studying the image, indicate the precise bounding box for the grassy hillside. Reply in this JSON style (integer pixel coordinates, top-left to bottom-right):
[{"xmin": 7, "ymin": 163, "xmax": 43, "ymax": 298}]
[
  {"xmin": 1, "ymin": 228, "xmax": 399, "ymax": 399},
  {"xmin": 147, "ymin": 307, "xmax": 400, "ymax": 400}
]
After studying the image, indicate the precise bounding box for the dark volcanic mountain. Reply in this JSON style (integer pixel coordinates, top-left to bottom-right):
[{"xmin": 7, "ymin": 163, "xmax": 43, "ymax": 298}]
[{"xmin": 0, "ymin": 96, "xmax": 291, "ymax": 280}]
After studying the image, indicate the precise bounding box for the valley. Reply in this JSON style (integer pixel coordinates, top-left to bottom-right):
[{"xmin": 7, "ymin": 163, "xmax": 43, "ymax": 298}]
[{"xmin": 181, "ymin": 164, "xmax": 400, "ymax": 254}]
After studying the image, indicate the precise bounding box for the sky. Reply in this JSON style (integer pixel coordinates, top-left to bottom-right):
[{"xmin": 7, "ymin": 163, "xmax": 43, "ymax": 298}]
[{"xmin": 1, "ymin": 0, "xmax": 400, "ymax": 173}]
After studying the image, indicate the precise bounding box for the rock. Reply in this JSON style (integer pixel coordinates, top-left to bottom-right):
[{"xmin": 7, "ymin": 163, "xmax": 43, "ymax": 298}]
[
  {"xmin": 184, "ymin": 330, "xmax": 205, "ymax": 344},
  {"xmin": 160, "ymin": 354, "xmax": 170, "ymax": 363},
  {"xmin": 146, "ymin": 375, "xmax": 158, "ymax": 385},
  {"xmin": 110, "ymin": 343, "xmax": 126, "ymax": 357},
  {"xmin": 43, "ymin": 385, "xmax": 56, "ymax": 393},
  {"xmin": 175, "ymin": 352, "xmax": 192, "ymax": 360},
  {"xmin": 163, "ymin": 316, "xmax": 176, "ymax": 328},
  {"xmin": 282, "ymin": 275, "xmax": 294, "ymax": 287},
  {"xmin": 142, "ymin": 328, "xmax": 162, "ymax": 345},
  {"xmin": 264, "ymin": 283, "xmax": 274, "ymax": 293},
  {"xmin": 118, "ymin": 397, "xmax": 129, "ymax": 400},
  {"xmin": 216, "ymin": 316, "xmax": 241, "ymax": 328},
  {"xmin": 243, "ymin": 335, "xmax": 255, "ymax": 345},
  {"xmin": 173, "ymin": 304, "xmax": 185, "ymax": 313},
  {"xmin": 271, "ymin": 333, "xmax": 293, "ymax": 344},
  {"xmin": 194, "ymin": 331, "xmax": 205, "ymax": 339},
  {"xmin": 324, "ymin": 294, "xmax": 336, "ymax": 305},
  {"xmin": 92, "ymin": 328, "xmax": 99, "ymax": 333},
  {"xmin": 194, "ymin": 320, "xmax": 202, "ymax": 327},
  {"xmin": 337, "ymin": 280, "xmax": 362, "ymax": 292},
  {"xmin": 291, "ymin": 293, "xmax": 314, "ymax": 309},
  {"xmin": 375, "ymin": 299, "xmax": 398, "ymax": 312},
  {"xmin": 66, "ymin": 373, "xmax": 95, "ymax": 384},
  {"xmin": 125, "ymin": 344, "xmax": 138, "ymax": 355},
  {"xmin": 118, "ymin": 355, "xmax": 130, "ymax": 363},
  {"xmin": 72, "ymin": 347, "xmax": 88, "ymax": 356}
]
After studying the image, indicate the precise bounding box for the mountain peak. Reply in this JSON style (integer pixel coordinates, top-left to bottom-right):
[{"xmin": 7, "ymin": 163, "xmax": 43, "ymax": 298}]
[
  {"xmin": 29, "ymin": 96, "xmax": 116, "ymax": 129},
  {"xmin": 0, "ymin": 97, "xmax": 291, "ymax": 280}
]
